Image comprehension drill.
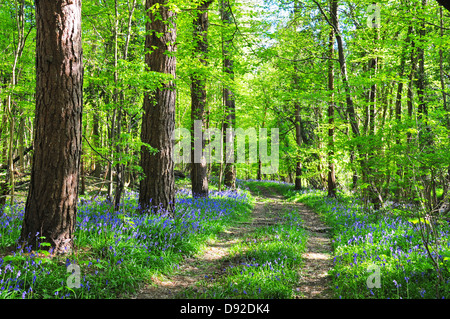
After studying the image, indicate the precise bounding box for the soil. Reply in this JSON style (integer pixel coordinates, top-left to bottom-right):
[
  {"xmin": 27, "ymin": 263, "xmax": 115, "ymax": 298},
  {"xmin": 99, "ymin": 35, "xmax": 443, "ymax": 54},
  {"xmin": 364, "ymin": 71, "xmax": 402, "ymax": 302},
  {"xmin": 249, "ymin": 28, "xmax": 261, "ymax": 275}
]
[{"xmin": 132, "ymin": 185, "xmax": 334, "ymax": 299}]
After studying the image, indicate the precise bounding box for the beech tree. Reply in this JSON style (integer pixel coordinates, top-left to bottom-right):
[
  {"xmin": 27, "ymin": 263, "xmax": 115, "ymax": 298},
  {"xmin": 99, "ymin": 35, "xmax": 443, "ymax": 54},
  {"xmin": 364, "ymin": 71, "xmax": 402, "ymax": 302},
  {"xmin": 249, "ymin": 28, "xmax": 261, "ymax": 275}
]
[
  {"xmin": 190, "ymin": 0, "xmax": 213, "ymax": 198},
  {"xmin": 139, "ymin": 0, "xmax": 177, "ymax": 215}
]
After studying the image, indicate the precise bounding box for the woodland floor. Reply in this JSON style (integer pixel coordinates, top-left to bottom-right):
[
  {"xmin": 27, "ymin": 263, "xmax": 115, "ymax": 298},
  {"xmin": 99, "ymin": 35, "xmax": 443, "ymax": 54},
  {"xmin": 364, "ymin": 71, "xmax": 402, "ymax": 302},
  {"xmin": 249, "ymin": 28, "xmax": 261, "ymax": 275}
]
[{"xmin": 133, "ymin": 185, "xmax": 334, "ymax": 299}]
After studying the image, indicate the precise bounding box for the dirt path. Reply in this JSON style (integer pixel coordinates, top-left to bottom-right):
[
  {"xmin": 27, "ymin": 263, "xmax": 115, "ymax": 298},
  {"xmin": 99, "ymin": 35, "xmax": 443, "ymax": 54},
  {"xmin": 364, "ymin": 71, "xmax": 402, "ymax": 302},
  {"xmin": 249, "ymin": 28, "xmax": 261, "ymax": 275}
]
[{"xmin": 133, "ymin": 186, "xmax": 334, "ymax": 299}]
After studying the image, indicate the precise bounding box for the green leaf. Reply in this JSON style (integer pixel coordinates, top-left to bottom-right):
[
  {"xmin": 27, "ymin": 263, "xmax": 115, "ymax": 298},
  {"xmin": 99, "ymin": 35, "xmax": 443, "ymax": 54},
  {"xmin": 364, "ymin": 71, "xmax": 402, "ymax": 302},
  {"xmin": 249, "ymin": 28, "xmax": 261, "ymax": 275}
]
[{"xmin": 408, "ymin": 218, "xmax": 420, "ymax": 224}]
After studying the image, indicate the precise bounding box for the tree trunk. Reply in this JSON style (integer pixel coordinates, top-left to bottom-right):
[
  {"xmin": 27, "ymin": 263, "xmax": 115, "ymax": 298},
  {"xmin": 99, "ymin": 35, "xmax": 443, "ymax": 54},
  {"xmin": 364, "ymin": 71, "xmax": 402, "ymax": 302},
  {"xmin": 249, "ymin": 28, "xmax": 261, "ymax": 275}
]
[
  {"xmin": 191, "ymin": 0, "xmax": 213, "ymax": 198},
  {"xmin": 439, "ymin": 7, "xmax": 448, "ymax": 130},
  {"xmin": 221, "ymin": 0, "xmax": 236, "ymax": 189},
  {"xmin": 112, "ymin": 0, "xmax": 136, "ymax": 211},
  {"xmin": 112, "ymin": 0, "xmax": 124, "ymax": 211},
  {"xmin": 139, "ymin": 0, "xmax": 177, "ymax": 215},
  {"xmin": 107, "ymin": 98, "xmax": 115, "ymax": 202},
  {"xmin": 20, "ymin": 0, "xmax": 83, "ymax": 254},
  {"xmin": 218, "ymin": 119, "xmax": 224, "ymax": 191},
  {"xmin": 333, "ymin": 18, "xmax": 359, "ymax": 139},
  {"xmin": 80, "ymin": 152, "xmax": 86, "ymax": 196}
]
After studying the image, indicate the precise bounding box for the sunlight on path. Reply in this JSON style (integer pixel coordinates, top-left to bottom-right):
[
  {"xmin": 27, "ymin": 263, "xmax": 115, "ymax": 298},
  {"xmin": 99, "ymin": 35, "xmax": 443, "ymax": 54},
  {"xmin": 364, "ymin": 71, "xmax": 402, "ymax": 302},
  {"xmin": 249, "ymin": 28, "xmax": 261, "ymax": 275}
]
[{"xmin": 133, "ymin": 185, "xmax": 334, "ymax": 299}]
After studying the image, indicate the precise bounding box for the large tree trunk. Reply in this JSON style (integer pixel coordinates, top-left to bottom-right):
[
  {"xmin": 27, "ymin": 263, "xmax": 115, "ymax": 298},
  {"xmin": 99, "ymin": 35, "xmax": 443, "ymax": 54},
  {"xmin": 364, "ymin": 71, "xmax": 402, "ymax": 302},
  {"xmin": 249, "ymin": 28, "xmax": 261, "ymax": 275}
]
[
  {"xmin": 191, "ymin": 0, "xmax": 213, "ymax": 198},
  {"xmin": 20, "ymin": 0, "xmax": 83, "ymax": 254},
  {"xmin": 139, "ymin": 0, "xmax": 176, "ymax": 215}
]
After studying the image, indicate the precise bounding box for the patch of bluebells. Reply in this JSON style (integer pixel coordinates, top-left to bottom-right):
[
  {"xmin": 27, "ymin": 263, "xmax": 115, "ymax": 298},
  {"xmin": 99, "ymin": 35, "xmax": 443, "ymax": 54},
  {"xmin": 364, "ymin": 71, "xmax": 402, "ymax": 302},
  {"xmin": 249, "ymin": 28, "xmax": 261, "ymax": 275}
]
[
  {"xmin": 0, "ymin": 189, "xmax": 250, "ymax": 299},
  {"xmin": 0, "ymin": 245, "xmax": 51, "ymax": 298},
  {"xmin": 76, "ymin": 189, "xmax": 249, "ymax": 258},
  {"xmin": 0, "ymin": 202, "xmax": 25, "ymax": 248},
  {"xmin": 295, "ymin": 189, "xmax": 450, "ymax": 299},
  {"xmin": 190, "ymin": 212, "xmax": 307, "ymax": 299}
]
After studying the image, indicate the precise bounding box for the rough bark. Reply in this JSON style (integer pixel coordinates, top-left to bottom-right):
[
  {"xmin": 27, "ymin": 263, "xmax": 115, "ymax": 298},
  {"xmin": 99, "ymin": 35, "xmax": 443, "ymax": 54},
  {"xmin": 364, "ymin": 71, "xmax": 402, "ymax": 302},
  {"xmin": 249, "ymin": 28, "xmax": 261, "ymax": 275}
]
[
  {"xmin": 20, "ymin": 0, "xmax": 83, "ymax": 254},
  {"xmin": 139, "ymin": 0, "xmax": 176, "ymax": 215}
]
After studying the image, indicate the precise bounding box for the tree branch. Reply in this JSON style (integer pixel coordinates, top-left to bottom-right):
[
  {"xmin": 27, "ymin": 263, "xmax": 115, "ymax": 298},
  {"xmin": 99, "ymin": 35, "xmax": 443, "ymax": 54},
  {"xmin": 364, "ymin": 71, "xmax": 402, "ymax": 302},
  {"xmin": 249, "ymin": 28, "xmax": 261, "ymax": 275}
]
[{"xmin": 82, "ymin": 135, "xmax": 112, "ymax": 164}]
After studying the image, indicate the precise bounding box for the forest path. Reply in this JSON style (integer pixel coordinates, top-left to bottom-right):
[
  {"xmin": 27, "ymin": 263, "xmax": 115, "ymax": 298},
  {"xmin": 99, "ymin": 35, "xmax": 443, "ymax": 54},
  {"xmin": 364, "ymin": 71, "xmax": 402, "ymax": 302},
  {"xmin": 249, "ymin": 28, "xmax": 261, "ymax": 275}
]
[{"xmin": 132, "ymin": 185, "xmax": 334, "ymax": 299}]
